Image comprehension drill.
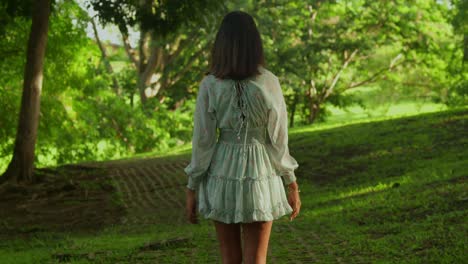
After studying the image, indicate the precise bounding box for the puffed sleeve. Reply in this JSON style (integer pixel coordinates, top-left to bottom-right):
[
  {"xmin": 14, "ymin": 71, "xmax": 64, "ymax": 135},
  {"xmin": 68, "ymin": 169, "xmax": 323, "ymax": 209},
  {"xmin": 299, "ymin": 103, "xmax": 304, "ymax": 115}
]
[
  {"xmin": 264, "ymin": 74, "xmax": 299, "ymax": 186},
  {"xmin": 184, "ymin": 76, "xmax": 218, "ymax": 191}
]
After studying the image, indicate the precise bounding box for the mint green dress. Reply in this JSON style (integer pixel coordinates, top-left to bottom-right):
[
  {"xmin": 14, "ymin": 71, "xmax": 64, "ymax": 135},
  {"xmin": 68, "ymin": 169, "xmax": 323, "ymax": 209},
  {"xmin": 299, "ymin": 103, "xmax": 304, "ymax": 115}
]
[{"xmin": 184, "ymin": 67, "xmax": 299, "ymax": 224}]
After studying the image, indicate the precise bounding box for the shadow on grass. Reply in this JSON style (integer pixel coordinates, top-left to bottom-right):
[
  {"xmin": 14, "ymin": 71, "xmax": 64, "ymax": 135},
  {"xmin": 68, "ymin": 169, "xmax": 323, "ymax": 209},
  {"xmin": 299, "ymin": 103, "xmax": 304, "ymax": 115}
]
[{"xmin": 291, "ymin": 107, "xmax": 467, "ymax": 187}]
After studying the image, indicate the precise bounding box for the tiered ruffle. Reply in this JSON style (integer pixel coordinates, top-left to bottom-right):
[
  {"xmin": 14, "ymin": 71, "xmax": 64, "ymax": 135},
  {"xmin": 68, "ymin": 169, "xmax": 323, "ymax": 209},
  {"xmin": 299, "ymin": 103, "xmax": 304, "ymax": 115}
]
[{"xmin": 196, "ymin": 141, "xmax": 293, "ymax": 223}]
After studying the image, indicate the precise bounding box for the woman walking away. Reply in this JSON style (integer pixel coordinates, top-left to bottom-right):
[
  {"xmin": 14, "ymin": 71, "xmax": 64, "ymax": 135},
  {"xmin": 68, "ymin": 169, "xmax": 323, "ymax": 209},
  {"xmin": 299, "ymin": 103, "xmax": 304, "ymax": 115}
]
[{"xmin": 184, "ymin": 10, "xmax": 301, "ymax": 264}]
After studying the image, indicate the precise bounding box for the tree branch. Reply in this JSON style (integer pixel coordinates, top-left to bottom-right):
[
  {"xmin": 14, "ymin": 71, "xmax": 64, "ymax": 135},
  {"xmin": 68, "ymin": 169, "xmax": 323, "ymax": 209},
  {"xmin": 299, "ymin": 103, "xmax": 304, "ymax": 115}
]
[
  {"xmin": 165, "ymin": 40, "xmax": 211, "ymax": 88},
  {"xmin": 120, "ymin": 27, "xmax": 139, "ymax": 69},
  {"xmin": 138, "ymin": 30, "xmax": 150, "ymax": 74},
  {"xmin": 91, "ymin": 17, "xmax": 120, "ymax": 95},
  {"xmin": 346, "ymin": 53, "xmax": 404, "ymax": 89},
  {"xmin": 166, "ymin": 31, "xmax": 201, "ymax": 67},
  {"xmin": 323, "ymin": 48, "xmax": 359, "ymax": 100}
]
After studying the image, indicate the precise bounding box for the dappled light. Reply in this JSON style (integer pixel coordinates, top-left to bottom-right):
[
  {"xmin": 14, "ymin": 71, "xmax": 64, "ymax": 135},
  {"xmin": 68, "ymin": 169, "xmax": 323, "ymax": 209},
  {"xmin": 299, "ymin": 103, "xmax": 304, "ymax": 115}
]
[{"xmin": 0, "ymin": 0, "xmax": 466, "ymax": 263}]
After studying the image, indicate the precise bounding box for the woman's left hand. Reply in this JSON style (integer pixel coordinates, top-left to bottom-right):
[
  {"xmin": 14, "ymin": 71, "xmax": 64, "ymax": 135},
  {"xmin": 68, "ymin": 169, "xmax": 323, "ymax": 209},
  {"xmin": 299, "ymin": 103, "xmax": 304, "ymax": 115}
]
[{"xmin": 185, "ymin": 188, "xmax": 198, "ymax": 224}]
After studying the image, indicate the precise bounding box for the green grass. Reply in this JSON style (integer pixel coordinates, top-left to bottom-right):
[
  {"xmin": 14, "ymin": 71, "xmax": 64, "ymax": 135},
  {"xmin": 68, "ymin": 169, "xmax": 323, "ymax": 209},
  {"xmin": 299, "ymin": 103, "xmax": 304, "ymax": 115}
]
[{"xmin": 0, "ymin": 107, "xmax": 466, "ymax": 263}]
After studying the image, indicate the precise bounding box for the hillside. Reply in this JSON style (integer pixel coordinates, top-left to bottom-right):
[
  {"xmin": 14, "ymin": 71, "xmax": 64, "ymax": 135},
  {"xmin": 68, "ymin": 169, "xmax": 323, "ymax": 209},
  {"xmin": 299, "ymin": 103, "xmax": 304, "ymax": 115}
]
[{"xmin": 0, "ymin": 107, "xmax": 466, "ymax": 263}]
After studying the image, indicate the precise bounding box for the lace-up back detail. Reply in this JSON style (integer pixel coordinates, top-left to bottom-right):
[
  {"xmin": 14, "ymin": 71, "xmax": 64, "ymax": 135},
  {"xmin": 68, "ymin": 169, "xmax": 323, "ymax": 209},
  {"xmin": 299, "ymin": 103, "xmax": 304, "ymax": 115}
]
[{"xmin": 184, "ymin": 66, "xmax": 299, "ymax": 224}]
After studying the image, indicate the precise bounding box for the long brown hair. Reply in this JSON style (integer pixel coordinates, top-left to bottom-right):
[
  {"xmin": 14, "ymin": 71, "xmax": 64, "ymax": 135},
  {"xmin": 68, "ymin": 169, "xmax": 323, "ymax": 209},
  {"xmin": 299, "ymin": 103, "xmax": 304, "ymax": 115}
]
[{"xmin": 209, "ymin": 11, "xmax": 265, "ymax": 80}]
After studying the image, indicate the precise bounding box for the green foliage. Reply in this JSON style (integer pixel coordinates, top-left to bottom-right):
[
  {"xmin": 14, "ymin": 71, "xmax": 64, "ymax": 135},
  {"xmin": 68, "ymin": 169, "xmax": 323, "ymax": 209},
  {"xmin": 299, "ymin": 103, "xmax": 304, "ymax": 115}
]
[
  {"xmin": 451, "ymin": 0, "xmax": 468, "ymax": 34},
  {"xmin": 0, "ymin": 0, "xmax": 465, "ymax": 170},
  {"xmin": 0, "ymin": 0, "xmax": 33, "ymax": 36},
  {"xmin": 447, "ymin": 76, "xmax": 468, "ymax": 106},
  {"xmin": 0, "ymin": 1, "xmax": 193, "ymax": 170},
  {"xmin": 235, "ymin": 0, "xmax": 466, "ymax": 124},
  {"xmin": 87, "ymin": 0, "xmax": 225, "ymax": 36}
]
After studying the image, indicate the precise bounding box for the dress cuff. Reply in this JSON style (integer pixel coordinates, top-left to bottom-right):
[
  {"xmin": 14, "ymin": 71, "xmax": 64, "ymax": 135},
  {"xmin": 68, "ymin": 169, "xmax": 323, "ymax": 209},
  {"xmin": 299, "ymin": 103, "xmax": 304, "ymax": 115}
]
[
  {"xmin": 281, "ymin": 171, "xmax": 297, "ymax": 186},
  {"xmin": 186, "ymin": 176, "xmax": 198, "ymax": 191}
]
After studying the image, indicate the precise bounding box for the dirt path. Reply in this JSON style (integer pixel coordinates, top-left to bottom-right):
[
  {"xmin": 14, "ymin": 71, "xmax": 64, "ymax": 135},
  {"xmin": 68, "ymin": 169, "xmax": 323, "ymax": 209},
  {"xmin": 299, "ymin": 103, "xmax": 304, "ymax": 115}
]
[{"xmin": 78, "ymin": 156, "xmax": 190, "ymax": 228}]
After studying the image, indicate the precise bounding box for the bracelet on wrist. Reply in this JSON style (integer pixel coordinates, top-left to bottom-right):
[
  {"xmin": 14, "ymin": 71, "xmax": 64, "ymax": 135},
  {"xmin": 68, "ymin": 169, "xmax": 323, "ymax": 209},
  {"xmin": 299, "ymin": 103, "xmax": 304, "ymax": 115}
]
[{"xmin": 287, "ymin": 185, "xmax": 300, "ymax": 193}]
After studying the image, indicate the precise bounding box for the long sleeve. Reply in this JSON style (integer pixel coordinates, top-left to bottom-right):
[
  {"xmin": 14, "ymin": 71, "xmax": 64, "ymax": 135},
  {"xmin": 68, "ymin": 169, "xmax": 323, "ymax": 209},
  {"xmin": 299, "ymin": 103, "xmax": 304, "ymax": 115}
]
[
  {"xmin": 264, "ymin": 74, "xmax": 299, "ymax": 185},
  {"xmin": 184, "ymin": 77, "xmax": 218, "ymax": 191}
]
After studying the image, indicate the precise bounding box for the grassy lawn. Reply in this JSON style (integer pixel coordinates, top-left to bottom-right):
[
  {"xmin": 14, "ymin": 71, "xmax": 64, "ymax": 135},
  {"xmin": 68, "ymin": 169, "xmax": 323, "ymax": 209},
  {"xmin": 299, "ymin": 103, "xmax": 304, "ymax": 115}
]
[{"xmin": 0, "ymin": 107, "xmax": 466, "ymax": 263}]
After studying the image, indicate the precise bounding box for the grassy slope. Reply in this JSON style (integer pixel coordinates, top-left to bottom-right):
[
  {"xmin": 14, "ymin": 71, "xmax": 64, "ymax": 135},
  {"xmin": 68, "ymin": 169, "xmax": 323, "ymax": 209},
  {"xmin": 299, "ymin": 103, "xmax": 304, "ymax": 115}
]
[
  {"xmin": 0, "ymin": 107, "xmax": 466, "ymax": 263},
  {"xmin": 285, "ymin": 107, "xmax": 467, "ymax": 263}
]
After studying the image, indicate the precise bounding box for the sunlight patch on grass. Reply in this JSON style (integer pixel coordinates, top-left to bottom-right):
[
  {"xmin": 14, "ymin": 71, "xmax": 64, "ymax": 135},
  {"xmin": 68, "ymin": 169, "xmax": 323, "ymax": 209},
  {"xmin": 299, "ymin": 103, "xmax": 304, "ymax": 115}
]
[
  {"xmin": 337, "ymin": 181, "xmax": 394, "ymax": 199},
  {"xmin": 305, "ymin": 204, "xmax": 346, "ymax": 218},
  {"xmin": 291, "ymin": 102, "xmax": 448, "ymax": 135}
]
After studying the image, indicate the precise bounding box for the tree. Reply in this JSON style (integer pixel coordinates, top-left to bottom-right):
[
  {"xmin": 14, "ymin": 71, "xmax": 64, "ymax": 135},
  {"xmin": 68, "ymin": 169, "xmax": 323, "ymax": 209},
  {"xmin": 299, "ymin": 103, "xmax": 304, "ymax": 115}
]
[
  {"xmin": 250, "ymin": 0, "xmax": 456, "ymax": 124},
  {"xmin": 450, "ymin": 0, "xmax": 467, "ymax": 65},
  {"xmin": 90, "ymin": 16, "xmax": 121, "ymax": 95},
  {"xmin": 1, "ymin": 0, "xmax": 51, "ymax": 184},
  {"xmin": 87, "ymin": 0, "xmax": 226, "ymax": 109}
]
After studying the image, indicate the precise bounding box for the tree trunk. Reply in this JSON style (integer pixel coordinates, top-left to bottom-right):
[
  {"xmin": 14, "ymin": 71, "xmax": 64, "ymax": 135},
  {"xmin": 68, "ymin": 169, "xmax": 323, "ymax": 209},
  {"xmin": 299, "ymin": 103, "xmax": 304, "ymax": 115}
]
[
  {"xmin": 289, "ymin": 93, "xmax": 298, "ymax": 128},
  {"xmin": 308, "ymin": 100, "xmax": 320, "ymax": 124},
  {"xmin": 137, "ymin": 29, "xmax": 150, "ymax": 105},
  {"xmin": 0, "ymin": 0, "xmax": 51, "ymax": 184},
  {"xmin": 91, "ymin": 18, "xmax": 121, "ymax": 95},
  {"xmin": 137, "ymin": 71, "xmax": 150, "ymax": 106}
]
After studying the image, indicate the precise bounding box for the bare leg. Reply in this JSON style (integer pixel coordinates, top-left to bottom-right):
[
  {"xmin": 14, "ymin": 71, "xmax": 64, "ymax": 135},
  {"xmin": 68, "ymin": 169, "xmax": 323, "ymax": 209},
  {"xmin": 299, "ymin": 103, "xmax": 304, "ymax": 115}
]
[
  {"xmin": 213, "ymin": 220, "xmax": 243, "ymax": 264},
  {"xmin": 241, "ymin": 220, "xmax": 273, "ymax": 264}
]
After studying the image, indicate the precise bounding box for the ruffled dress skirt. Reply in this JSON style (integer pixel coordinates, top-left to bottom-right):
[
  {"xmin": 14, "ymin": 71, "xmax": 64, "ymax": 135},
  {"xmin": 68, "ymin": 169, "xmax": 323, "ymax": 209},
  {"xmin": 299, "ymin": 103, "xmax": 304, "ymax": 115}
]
[{"xmin": 197, "ymin": 126, "xmax": 293, "ymax": 224}]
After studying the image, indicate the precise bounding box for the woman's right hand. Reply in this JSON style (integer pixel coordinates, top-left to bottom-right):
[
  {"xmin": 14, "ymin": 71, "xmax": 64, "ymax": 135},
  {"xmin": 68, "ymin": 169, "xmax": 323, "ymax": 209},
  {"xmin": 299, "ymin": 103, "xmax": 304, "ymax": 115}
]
[
  {"xmin": 185, "ymin": 188, "xmax": 198, "ymax": 224},
  {"xmin": 287, "ymin": 181, "xmax": 301, "ymax": 221}
]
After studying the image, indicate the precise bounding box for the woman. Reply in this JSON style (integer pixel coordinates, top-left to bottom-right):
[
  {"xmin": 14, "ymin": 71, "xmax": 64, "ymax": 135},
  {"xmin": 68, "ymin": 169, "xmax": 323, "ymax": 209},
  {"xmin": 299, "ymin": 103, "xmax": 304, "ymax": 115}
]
[{"xmin": 184, "ymin": 10, "xmax": 301, "ymax": 264}]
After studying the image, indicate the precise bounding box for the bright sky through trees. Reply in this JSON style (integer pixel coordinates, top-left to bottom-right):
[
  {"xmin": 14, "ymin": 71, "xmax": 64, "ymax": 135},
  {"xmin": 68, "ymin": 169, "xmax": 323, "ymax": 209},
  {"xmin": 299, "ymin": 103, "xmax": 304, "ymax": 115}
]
[{"xmin": 76, "ymin": 0, "xmax": 139, "ymax": 46}]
